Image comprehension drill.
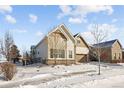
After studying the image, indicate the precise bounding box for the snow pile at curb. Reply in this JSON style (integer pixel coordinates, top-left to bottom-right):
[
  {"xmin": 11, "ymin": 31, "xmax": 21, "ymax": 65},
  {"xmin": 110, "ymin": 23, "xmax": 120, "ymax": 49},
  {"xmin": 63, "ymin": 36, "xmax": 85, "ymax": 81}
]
[
  {"xmin": 19, "ymin": 85, "xmax": 37, "ymax": 88},
  {"xmin": 83, "ymin": 75, "xmax": 124, "ymax": 88},
  {"xmin": 31, "ymin": 74, "xmax": 52, "ymax": 79}
]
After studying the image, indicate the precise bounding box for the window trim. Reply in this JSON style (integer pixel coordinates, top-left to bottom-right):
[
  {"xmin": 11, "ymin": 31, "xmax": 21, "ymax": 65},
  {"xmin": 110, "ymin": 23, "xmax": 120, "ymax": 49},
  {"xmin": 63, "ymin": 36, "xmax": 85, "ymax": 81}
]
[
  {"xmin": 50, "ymin": 49, "xmax": 65, "ymax": 58},
  {"xmin": 114, "ymin": 53, "xmax": 116, "ymax": 60},
  {"xmin": 119, "ymin": 53, "xmax": 121, "ymax": 59}
]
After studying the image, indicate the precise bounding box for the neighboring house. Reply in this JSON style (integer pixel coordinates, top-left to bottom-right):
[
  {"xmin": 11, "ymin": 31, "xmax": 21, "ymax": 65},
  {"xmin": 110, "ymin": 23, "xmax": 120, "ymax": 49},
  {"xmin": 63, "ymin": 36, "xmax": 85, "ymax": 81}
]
[
  {"xmin": 122, "ymin": 49, "xmax": 124, "ymax": 62},
  {"xmin": 90, "ymin": 39, "xmax": 122, "ymax": 63},
  {"xmin": 30, "ymin": 45, "xmax": 36, "ymax": 60},
  {"xmin": 31, "ymin": 24, "xmax": 89, "ymax": 65}
]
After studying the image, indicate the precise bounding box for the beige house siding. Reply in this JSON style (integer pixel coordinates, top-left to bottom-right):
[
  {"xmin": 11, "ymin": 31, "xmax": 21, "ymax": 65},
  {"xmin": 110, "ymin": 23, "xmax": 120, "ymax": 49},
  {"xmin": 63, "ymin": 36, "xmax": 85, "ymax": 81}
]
[
  {"xmin": 47, "ymin": 25, "xmax": 75, "ymax": 64},
  {"xmin": 48, "ymin": 28, "xmax": 75, "ymax": 60},
  {"xmin": 76, "ymin": 37, "xmax": 88, "ymax": 47},
  {"xmin": 75, "ymin": 36, "xmax": 89, "ymax": 62},
  {"xmin": 34, "ymin": 24, "xmax": 90, "ymax": 65},
  {"xmin": 75, "ymin": 36, "xmax": 89, "ymax": 54},
  {"xmin": 76, "ymin": 54, "xmax": 88, "ymax": 62},
  {"xmin": 111, "ymin": 41, "xmax": 122, "ymax": 62},
  {"xmin": 76, "ymin": 47, "xmax": 89, "ymax": 54}
]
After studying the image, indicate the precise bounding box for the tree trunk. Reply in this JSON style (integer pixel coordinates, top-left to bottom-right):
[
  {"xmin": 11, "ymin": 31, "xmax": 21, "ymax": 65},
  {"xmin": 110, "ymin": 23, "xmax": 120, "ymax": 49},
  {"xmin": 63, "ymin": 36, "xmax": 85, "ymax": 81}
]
[{"xmin": 98, "ymin": 48, "xmax": 101, "ymax": 75}]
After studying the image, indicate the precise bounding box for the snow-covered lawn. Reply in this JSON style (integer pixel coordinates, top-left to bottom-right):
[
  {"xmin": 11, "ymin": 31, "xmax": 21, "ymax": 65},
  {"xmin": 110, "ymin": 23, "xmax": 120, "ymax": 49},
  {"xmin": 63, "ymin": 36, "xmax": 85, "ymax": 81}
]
[{"xmin": 1, "ymin": 62, "xmax": 124, "ymax": 88}]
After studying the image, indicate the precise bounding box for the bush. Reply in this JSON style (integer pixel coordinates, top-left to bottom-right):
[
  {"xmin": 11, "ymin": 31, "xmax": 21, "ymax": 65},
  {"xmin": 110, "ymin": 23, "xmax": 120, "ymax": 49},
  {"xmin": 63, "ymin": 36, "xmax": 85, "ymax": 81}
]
[{"xmin": 1, "ymin": 62, "xmax": 17, "ymax": 81}]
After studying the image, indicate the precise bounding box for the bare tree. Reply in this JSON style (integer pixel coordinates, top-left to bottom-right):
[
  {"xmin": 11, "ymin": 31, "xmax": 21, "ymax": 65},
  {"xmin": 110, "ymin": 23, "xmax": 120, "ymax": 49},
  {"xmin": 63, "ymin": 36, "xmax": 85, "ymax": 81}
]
[
  {"xmin": 5, "ymin": 31, "xmax": 14, "ymax": 61},
  {"xmin": 22, "ymin": 50, "xmax": 30, "ymax": 66},
  {"xmin": 48, "ymin": 30, "xmax": 67, "ymax": 65},
  {"xmin": 0, "ymin": 38, "xmax": 4, "ymax": 55},
  {"xmin": 90, "ymin": 24, "xmax": 108, "ymax": 75},
  {"xmin": 4, "ymin": 31, "xmax": 14, "ymax": 61}
]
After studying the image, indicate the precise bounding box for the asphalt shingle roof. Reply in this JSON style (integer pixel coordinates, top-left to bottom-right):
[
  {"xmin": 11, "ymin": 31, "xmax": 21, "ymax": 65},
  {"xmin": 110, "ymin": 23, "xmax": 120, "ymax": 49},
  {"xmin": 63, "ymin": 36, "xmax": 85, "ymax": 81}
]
[
  {"xmin": 73, "ymin": 33, "xmax": 80, "ymax": 37},
  {"xmin": 92, "ymin": 39, "xmax": 118, "ymax": 48}
]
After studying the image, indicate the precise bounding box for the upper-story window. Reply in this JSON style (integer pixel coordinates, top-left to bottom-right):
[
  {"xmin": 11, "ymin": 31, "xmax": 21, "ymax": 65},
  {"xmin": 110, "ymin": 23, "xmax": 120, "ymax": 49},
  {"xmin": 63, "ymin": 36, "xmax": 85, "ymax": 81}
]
[{"xmin": 77, "ymin": 40, "xmax": 80, "ymax": 45}]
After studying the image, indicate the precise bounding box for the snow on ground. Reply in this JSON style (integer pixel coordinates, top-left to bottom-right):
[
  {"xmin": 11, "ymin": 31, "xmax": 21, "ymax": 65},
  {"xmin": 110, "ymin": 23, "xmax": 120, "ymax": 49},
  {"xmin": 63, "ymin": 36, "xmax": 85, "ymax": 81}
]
[
  {"xmin": 1, "ymin": 62, "xmax": 124, "ymax": 88},
  {"xmin": 82, "ymin": 75, "xmax": 124, "ymax": 88}
]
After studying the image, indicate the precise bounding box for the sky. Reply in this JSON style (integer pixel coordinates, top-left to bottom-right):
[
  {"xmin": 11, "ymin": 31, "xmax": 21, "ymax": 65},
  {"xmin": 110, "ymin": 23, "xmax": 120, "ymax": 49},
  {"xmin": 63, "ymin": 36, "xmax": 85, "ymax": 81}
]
[{"xmin": 0, "ymin": 5, "xmax": 124, "ymax": 53}]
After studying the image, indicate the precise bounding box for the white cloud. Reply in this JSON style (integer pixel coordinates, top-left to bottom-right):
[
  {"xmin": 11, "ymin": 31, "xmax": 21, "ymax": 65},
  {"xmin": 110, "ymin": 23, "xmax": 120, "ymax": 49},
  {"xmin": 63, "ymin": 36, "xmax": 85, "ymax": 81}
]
[
  {"xmin": 68, "ymin": 17, "xmax": 82, "ymax": 24},
  {"xmin": 81, "ymin": 31, "xmax": 94, "ymax": 44},
  {"xmin": 29, "ymin": 14, "xmax": 38, "ymax": 23},
  {"xmin": 58, "ymin": 5, "xmax": 113, "ymax": 24},
  {"xmin": 112, "ymin": 19, "xmax": 118, "ymax": 23},
  {"xmin": 81, "ymin": 24, "xmax": 118, "ymax": 44},
  {"xmin": 0, "ymin": 5, "xmax": 12, "ymax": 13},
  {"xmin": 57, "ymin": 5, "xmax": 71, "ymax": 19},
  {"xmin": 10, "ymin": 29, "xmax": 27, "ymax": 33},
  {"xmin": 59, "ymin": 5, "xmax": 71, "ymax": 14},
  {"xmin": 5, "ymin": 15, "xmax": 16, "ymax": 24},
  {"xmin": 36, "ymin": 31, "xmax": 43, "ymax": 37}
]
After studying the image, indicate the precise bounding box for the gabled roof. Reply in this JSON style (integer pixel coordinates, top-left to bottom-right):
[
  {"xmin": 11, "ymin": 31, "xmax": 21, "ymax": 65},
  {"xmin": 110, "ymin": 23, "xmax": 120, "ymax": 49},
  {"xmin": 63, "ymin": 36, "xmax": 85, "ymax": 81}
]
[
  {"xmin": 92, "ymin": 39, "xmax": 122, "ymax": 48},
  {"xmin": 58, "ymin": 24, "xmax": 76, "ymax": 43},
  {"xmin": 35, "ymin": 35, "xmax": 47, "ymax": 48},
  {"xmin": 47, "ymin": 24, "xmax": 68, "ymax": 40},
  {"xmin": 35, "ymin": 24, "xmax": 76, "ymax": 48},
  {"xmin": 74, "ymin": 33, "xmax": 89, "ymax": 48},
  {"xmin": 73, "ymin": 33, "xmax": 80, "ymax": 37}
]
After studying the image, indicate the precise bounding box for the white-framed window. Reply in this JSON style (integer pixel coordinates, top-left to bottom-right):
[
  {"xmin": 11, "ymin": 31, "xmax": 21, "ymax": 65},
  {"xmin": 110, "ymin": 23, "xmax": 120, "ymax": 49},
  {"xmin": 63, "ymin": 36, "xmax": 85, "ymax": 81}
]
[
  {"xmin": 50, "ymin": 49, "xmax": 65, "ymax": 58},
  {"xmin": 119, "ymin": 53, "xmax": 121, "ymax": 59},
  {"xmin": 69, "ymin": 50, "xmax": 72, "ymax": 58},
  {"xmin": 77, "ymin": 40, "xmax": 80, "ymax": 44}
]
